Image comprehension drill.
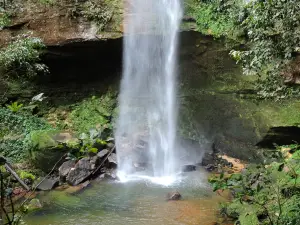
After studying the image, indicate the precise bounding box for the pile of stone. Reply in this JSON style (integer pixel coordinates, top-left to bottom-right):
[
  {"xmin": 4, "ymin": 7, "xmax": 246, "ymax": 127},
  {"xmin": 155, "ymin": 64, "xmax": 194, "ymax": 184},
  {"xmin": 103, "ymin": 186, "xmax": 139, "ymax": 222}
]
[{"xmin": 59, "ymin": 149, "xmax": 117, "ymax": 186}]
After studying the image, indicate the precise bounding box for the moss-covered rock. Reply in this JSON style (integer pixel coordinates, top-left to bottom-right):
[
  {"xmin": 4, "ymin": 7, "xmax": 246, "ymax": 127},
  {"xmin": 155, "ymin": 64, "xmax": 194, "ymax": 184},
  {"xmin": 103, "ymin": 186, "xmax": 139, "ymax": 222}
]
[
  {"xmin": 69, "ymin": 91, "xmax": 117, "ymax": 134},
  {"xmin": 27, "ymin": 130, "xmax": 78, "ymax": 172}
]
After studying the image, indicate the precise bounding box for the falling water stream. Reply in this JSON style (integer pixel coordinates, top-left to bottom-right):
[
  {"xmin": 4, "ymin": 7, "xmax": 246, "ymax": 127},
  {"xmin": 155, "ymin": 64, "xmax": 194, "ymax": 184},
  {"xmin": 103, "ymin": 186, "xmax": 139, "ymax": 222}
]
[{"xmin": 116, "ymin": 0, "xmax": 182, "ymax": 183}]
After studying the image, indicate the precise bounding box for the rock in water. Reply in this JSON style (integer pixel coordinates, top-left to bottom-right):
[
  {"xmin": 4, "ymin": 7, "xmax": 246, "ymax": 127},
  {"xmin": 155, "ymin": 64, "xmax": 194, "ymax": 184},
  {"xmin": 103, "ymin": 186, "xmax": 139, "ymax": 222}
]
[
  {"xmin": 166, "ymin": 191, "xmax": 182, "ymax": 201},
  {"xmin": 36, "ymin": 178, "xmax": 59, "ymax": 191},
  {"xmin": 182, "ymin": 165, "xmax": 197, "ymax": 172},
  {"xmin": 98, "ymin": 168, "xmax": 118, "ymax": 180},
  {"xmin": 108, "ymin": 153, "xmax": 117, "ymax": 167},
  {"xmin": 27, "ymin": 198, "xmax": 42, "ymax": 212}
]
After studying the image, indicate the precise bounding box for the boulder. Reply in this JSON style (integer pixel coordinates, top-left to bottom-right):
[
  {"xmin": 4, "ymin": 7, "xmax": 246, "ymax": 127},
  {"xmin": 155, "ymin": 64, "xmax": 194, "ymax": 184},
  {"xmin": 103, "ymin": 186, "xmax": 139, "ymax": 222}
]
[
  {"xmin": 36, "ymin": 177, "xmax": 59, "ymax": 191},
  {"xmin": 107, "ymin": 142, "xmax": 115, "ymax": 151},
  {"xmin": 97, "ymin": 149, "xmax": 109, "ymax": 158},
  {"xmin": 59, "ymin": 160, "xmax": 76, "ymax": 182},
  {"xmin": 65, "ymin": 156, "xmax": 101, "ymax": 186},
  {"xmin": 90, "ymin": 156, "xmax": 100, "ymax": 170},
  {"xmin": 204, "ymin": 164, "xmax": 216, "ymax": 172},
  {"xmin": 66, "ymin": 158, "xmax": 91, "ymax": 186},
  {"xmin": 98, "ymin": 168, "xmax": 117, "ymax": 180},
  {"xmin": 27, "ymin": 130, "xmax": 78, "ymax": 172},
  {"xmin": 166, "ymin": 191, "xmax": 182, "ymax": 201},
  {"xmin": 108, "ymin": 153, "xmax": 117, "ymax": 167},
  {"xmin": 182, "ymin": 165, "xmax": 197, "ymax": 172},
  {"xmin": 201, "ymin": 152, "xmax": 216, "ymax": 166}
]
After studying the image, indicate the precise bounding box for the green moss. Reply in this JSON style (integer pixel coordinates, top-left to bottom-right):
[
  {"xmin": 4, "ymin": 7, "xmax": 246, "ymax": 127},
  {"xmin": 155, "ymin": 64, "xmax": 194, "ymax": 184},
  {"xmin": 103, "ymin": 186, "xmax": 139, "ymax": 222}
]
[
  {"xmin": 28, "ymin": 130, "xmax": 58, "ymax": 150},
  {"xmin": 255, "ymin": 101, "xmax": 300, "ymax": 127},
  {"xmin": 27, "ymin": 130, "xmax": 69, "ymax": 172},
  {"xmin": 70, "ymin": 91, "xmax": 117, "ymax": 133}
]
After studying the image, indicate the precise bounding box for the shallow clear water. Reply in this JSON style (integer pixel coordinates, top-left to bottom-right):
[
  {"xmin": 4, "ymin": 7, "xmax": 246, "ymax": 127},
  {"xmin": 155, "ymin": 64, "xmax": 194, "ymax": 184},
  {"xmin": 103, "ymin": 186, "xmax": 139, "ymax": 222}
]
[{"xmin": 24, "ymin": 170, "xmax": 229, "ymax": 225}]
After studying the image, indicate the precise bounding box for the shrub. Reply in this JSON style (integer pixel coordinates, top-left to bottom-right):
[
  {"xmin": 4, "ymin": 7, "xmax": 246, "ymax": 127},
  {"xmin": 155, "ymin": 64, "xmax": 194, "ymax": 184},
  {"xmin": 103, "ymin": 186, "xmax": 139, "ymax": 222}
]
[
  {"xmin": 195, "ymin": 0, "xmax": 244, "ymax": 40},
  {"xmin": 209, "ymin": 146, "xmax": 300, "ymax": 224},
  {"xmin": 82, "ymin": 0, "xmax": 113, "ymax": 31},
  {"xmin": 0, "ymin": 107, "xmax": 52, "ymax": 162},
  {"xmin": 0, "ymin": 10, "xmax": 10, "ymax": 29},
  {"xmin": 195, "ymin": 0, "xmax": 300, "ymax": 99},
  {"xmin": 0, "ymin": 35, "xmax": 48, "ymax": 79},
  {"xmin": 18, "ymin": 170, "xmax": 36, "ymax": 181},
  {"xmin": 6, "ymin": 101, "xmax": 23, "ymax": 113}
]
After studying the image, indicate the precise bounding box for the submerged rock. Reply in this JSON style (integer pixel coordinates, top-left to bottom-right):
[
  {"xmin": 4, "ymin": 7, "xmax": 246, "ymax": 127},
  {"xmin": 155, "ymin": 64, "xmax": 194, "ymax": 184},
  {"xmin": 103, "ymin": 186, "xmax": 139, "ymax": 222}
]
[
  {"xmin": 166, "ymin": 191, "xmax": 182, "ymax": 201},
  {"xmin": 64, "ymin": 181, "xmax": 91, "ymax": 194},
  {"xmin": 98, "ymin": 168, "xmax": 117, "ymax": 180},
  {"xmin": 26, "ymin": 198, "xmax": 42, "ymax": 212}
]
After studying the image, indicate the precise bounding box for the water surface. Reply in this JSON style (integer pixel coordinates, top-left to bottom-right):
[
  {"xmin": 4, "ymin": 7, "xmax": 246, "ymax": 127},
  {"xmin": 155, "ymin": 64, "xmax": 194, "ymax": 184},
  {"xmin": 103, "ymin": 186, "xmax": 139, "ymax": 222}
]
[{"xmin": 24, "ymin": 170, "xmax": 230, "ymax": 225}]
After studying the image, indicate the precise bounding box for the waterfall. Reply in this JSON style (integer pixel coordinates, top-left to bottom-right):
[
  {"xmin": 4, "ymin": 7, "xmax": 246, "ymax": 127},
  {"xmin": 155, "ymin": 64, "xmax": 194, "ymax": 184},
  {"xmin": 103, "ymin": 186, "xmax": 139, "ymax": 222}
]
[{"xmin": 115, "ymin": 0, "xmax": 182, "ymax": 183}]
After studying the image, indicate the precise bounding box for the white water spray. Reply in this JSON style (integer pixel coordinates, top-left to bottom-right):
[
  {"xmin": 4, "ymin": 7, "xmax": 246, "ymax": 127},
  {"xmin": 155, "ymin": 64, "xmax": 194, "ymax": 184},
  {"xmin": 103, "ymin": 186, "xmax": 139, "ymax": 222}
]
[{"xmin": 115, "ymin": 0, "xmax": 182, "ymax": 183}]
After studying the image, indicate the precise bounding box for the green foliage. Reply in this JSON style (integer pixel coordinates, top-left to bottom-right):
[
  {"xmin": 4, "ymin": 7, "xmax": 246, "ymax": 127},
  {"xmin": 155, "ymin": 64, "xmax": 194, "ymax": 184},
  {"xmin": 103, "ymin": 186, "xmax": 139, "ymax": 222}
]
[
  {"xmin": 18, "ymin": 170, "xmax": 36, "ymax": 181},
  {"xmin": 254, "ymin": 74, "xmax": 300, "ymax": 100},
  {"xmin": 82, "ymin": 0, "xmax": 113, "ymax": 31},
  {"xmin": 6, "ymin": 102, "xmax": 23, "ymax": 113},
  {"xmin": 239, "ymin": 0, "xmax": 300, "ymax": 75},
  {"xmin": 70, "ymin": 91, "xmax": 117, "ymax": 134},
  {"xmin": 0, "ymin": 9, "xmax": 11, "ymax": 29},
  {"xmin": 66, "ymin": 128, "xmax": 111, "ymax": 159},
  {"xmin": 0, "ymin": 107, "xmax": 52, "ymax": 162},
  {"xmin": 0, "ymin": 35, "xmax": 48, "ymax": 79},
  {"xmin": 209, "ymin": 146, "xmax": 300, "ymax": 225},
  {"xmin": 195, "ymin": 0, "xmax": 300, "ymax": 99},
  {"xmin": 38, "ymin": 0, "xmax": 55, "ymax": 5},
  {"xmin": 195, "ymin": 0, "xmax": 244, "ymax": 40},
  {"xmin": 236, "ymin": 0, "xmax": 300, "ymax": 99}
]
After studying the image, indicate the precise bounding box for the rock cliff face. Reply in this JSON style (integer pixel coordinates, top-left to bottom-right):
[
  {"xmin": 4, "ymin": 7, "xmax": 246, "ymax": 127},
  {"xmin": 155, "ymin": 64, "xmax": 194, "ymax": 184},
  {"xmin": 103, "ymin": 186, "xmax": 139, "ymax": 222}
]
[
  {"xmin": 0, "ymin": 0, "xmax": 197, "ymax": 46},
  {"xmin": 0, "ymin": 0, "xmax": 123, "ymax": 46}
]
